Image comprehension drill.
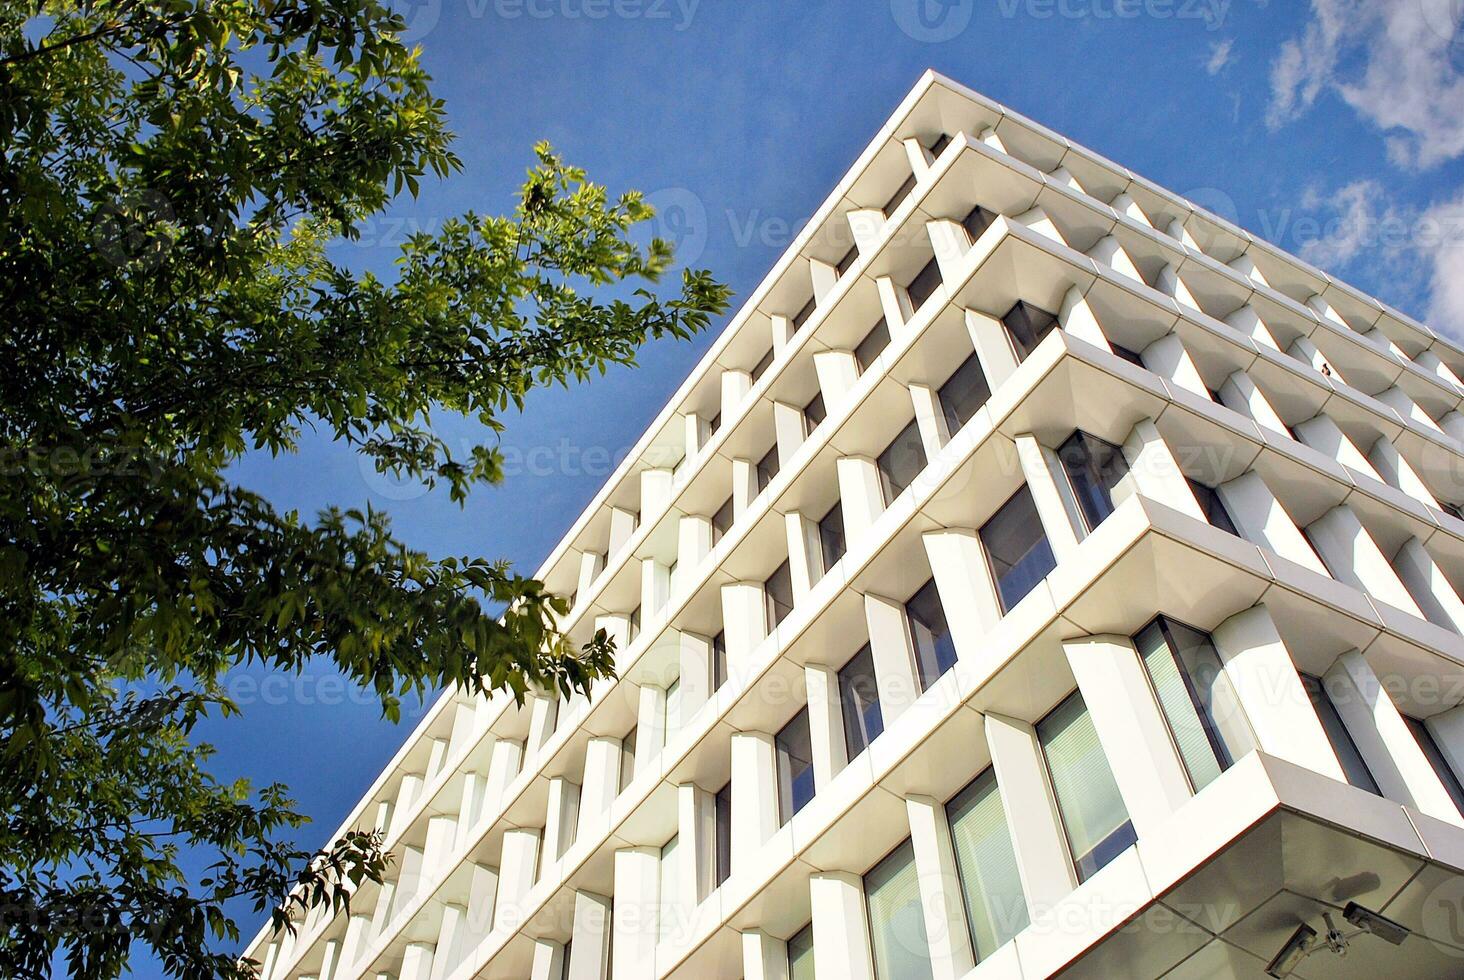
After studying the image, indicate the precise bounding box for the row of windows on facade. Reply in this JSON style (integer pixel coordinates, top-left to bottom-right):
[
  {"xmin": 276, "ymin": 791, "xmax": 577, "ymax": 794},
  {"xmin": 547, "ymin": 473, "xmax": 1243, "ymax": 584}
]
[{"xmin": 539, "ymin": 605, "xmax": 1464, "ymax": 980}]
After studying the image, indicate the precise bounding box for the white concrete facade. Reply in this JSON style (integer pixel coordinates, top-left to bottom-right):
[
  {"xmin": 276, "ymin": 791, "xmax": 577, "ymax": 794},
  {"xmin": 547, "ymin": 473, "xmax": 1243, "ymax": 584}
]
[{"xmin": 247, "ymin": 72, "xmax": 1464, "ymax": 980}]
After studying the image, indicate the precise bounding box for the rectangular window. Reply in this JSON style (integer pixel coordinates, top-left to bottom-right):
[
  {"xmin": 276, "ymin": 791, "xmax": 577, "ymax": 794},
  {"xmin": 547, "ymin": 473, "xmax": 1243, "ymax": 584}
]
[
  {"xmin": 819, "ymin": 501, "xmax": 847, "ymax": 573},
  {"xmin": 711, "ymin": 495, "xmax": 734, "ymax": 544},
  {"xmin": 839, "ymin": 643, "xmax": 884, "ymax": 759},
  {"xmin": 1057, "ymin": 430, "xmax": 1129, "ymax": 533},
  {"xmin": 776, "ymin": 708, "xmax": 816, "ymax": 822},
  {"xmin": 905, "ymin": 578, "xmax": 957, "ymax": 689},
  {"xmin": 946, "ymin": 769, "xmax": 1028, "ymax": 959},
  {"xmin": 929, "ymin": 132, "xmax": 953, "ymax": 157},
  {"xmin": 663, "ymin": 677, "xmax": 682, "ymax": 747},
  {"xmin": 1002, "ymin": 302, "xmax": 1058, "ymax": 362},
  {"xmin": 619, "ymin": 726, "xmax": 637, "ymax": 793},
  {"xmin": 1187, "ymin": 479, "xmax": 1239, "ymax": 536},
  {"xmin": 658, "ymin": 834, "xmax": 681, "ymax": 942},
  {"xmin": 882, "ymin": 172, "xmax": 918, "ymax": 217},
  {"xmin": 708, "ymin": 411, "xmax": 721, "ymax": 436},
  {"xmin": 788, "ymin": 923, "xmax": 816, "ymax": 980},
  {"xmin": 792, "ymin": 296, "xmax": 817, "ymax": 332},
  {"xmin": 1111, "ymin": 342, "xmax": 1146, "ymax": 368},
  {"xmin": 836, "ymin": 245, "xmax": 859, "ymax": 278},
  {"xmin": 1406, "ymin": 715, "xmax": 1464, "ymax": 815},
  {"xmin": 906, "ymin": 258, "xmax": 942, "ymax": 311},
  {"xmin": 980, "ymin": 487, "xmax": 1057, "ymax": 612},
  {"xmin": 877, "ymin": 420, "xmax": 928, "ymax": 504},
  {"xmin": 803, "ymin": 391, "xmax": 826, "ymax": 434},
  {"xmin": 757, "ymin": 444, "xmax": 780, "ymax": 493},
  {"xmin": 765, "ymin": 560, "xmax": 794, "ymax": 628},
  {"xmin": 937, "ymin": 351, "xmax": 991, "ymax": 435},
  {"xmin": 1038, "ymin": 692, "xmax": 1136, "ymax": 882},
  {"xmin": 962, "ymin": 205, "xmax": 997, "ymax": 243},
  {"xmin": 1135, "ymin": 618, "xmax": 1254, "ymax": 792},
  {"xmin": 856, "ymin": 317, "xmax": 892, "ymax": 373},
  {"xmin": 1301, "ymin": 673, "xmax": 1381, "ymax": 794},
  {"xmin": 751, "ymin": 347, "xmax": 775, "ymax": 384},
  {"xmin": 714, "ymin": 781, "xmax": 733, "ymax": 887},
  {"xmin": 628, "ymin": 605, "xmax": 641, "ymax": 643},
  {"xmin": 712, "ymin": 631, "xmax": 727, "ymax": 692},
  {"xmin": 864, "ymin": 840, "xmax": 933, "ymax": 980}
]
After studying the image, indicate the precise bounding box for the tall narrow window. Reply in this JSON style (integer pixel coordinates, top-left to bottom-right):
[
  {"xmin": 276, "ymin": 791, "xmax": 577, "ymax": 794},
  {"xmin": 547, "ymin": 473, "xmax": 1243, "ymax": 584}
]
[
  {"xmin": 792, "ymin": 296, "xmax": 817, "ymax": 332},
  {"xmin": 1406, "ymin": 715, "xmax": 1464, "ymax": 815},
  {"xmin": 711, "ymin": 495, "xmax": 734, "ymax": 545},
  {"xmin": 1038, "ymin": 692, "xmax": 1136, "ymax": 882},
  {"xmin": 1057, "ymin": 430, "xmax": 1129, "ymax": 533},
  {"xmin": 980, "ymin": 487, "xmax": 1057, "ymax": 612},
  {"xmin": 708, "ymin": 411, "xmax": 722, "ymax": 437},
  {"xmin": 776, "ymin": 708, "xmax": 816, "ymax": 822},
  {"xmin": 856, "ymin": 318, "xmax": 892, "ymax": 373},
  {"xmin": 947, "ymin": 769, "xmax": 1028, "ymax": 959},
  {"xmin": 905, "ymin": 579, "xmax": 957, "ymax": 689},
  {"xmin": 713, "ymin": 782, "xmax": 733, "ymax": 887},
  {"xmin": 1301, "ymin": 673, "xmax": 1381, "ymax": 794},
  {"xmin": 765, "ymin": 560, "xmax": 794, "ymax": 628},
  {"xmin": 619, "ymin": 727, "xmax": 637, "ymax": 792},
  {"xmin": 864, "ymin": 840, "xmax": 933, "ymax": 980},
  {"xmin": 1002, "ymin": 302, "xmax": 1058, "ymax": 361},
  {"xmin": 1135, "ymin": 618, "xmax": 1254, "ymax": 792},
  {"xmin": 627, "ymin": 605, "xmax": 641, "ymax": 643},
  {"xmin": 658, "ymin": 834, "xmax": 681, "ymax": 942},
  {"xmin": 836, "ymin": 244, "xmax": 860, "ymax": 278},
  {"xmin": 663, "ymin": 677, "xmax": 682, "ymax": 748},
  {"xmin": 787, "ymin": 923, "xmax": 816, "ymax": 980},
  {"xmin": 937, "ymin": 351, "xmax": 991, "ymax": 435},
  {"xmin": 929, "ymin": 132, "xmax": 953, "ymax": 157},
  {"xmin": 751, "ymin": 347, "xmax": 775, "ymax": 384},
  {"xmin": 818, "ymin": 501, "xmax": 846, "ymax": 573},
  {"xmin": 1188, "ymin": 479, "xmax": 1239, "ymax": 536},
  {"xmin": 962, "ymin": 205, "xmax": 997, "ymax": 243},
  {"xmin": 882, "ymin": 172, "xmax": 917, "ymax": 217},
  {"xmin": 838, "ymin": 644, "xmax": 884, "ymax": 759},
  {"xmin": 757, "ymin": 444, "xmax": 780, "ymax": 493},
  {"xmin": 712, "ymin": 631, "xmax": 728, "ymax": 692},
  {"xmin": 803, "ymin": 391, "xmax": 826, "ymax": 434},
  {"xmin": 906, "ymin": 258, "xmax": 942, "ymax": 311},
  {"xmin": 877, "ymin": 420, "xmax": 928, "ymax": 504}
]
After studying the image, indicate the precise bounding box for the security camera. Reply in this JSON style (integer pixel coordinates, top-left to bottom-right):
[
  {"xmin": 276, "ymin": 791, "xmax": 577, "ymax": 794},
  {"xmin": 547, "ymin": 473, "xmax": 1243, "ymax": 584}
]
[{"xmin": 1343, "ymin": 902, "xmax": 1410, "ymax": 947}]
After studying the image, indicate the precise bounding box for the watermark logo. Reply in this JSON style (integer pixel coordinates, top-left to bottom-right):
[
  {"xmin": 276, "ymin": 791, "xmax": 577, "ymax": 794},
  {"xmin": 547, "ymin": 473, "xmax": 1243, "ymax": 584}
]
[
  {"xmin": 1422, "ymin": 874, "xmax": 1464, "ymax": 956},
  {"xmin": 643, "ymin": 187, "xmax": 709, "ymax": 267},
  {"xmin": 93, "ymin": 190, "xmax": 175, "ymax": 270},
  {"xmin": 890, "ymin": 0, "xmax": 975, "ymax": 42},
  {"xmin": 392, "ymin": 0, "xmax": 443, "ymax": 41}
]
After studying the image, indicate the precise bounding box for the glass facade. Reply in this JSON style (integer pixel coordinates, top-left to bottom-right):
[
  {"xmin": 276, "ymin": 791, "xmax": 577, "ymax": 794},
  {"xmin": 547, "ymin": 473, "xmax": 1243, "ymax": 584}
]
[
  {"xmin": 819, "ymin": 501, "xmax": 846, "ymax": 573},
  {"xmin": 714, "ymin": 782, "xmax": 733, "ymax": 887},
  {"xmin": 1188, "ymin": 479, "xmax": 1239, "ymax": 536},
  {"xmin": 962, "ymin": 205, "xmax": 996, "ymax": 243},
  {"xmin": 1002, "ymin": 302, "xmax": 1058, "ymax": 362},
  {"xmin": 757, "ymin": 444, "xmax": 780, "ymax": 493},
  {"xmin": 711, "ymin": 494, "xmax": 734, "ymax": 544},
  {"xmin": 658, "ymin": 834, "xmax": 681, "ymax": 942},
  {"xmin": 865, "ymin": 840, "xmax": 933, "ymax": 980},
  {"xmin": 776, "ymin": 708, "xmax": 816, "ymax": 822},
  {"xmin": 937, "ymin": 350, "xmax": 991, "ymax": 435},
  {"xmin": 906, "ymin": 258, "xmax": 942, "ymax": 311},
  {"xmin": 905, "ymin": 579, "xmax": 957, "ymax": 690},
  {"xmin": 877, "ymin": 420, "xmax": 928, "ymax": 504},
  {"xmin": 980, "ymin": 487, "xmax": 1057, "ymax": 612},
  {"xmin": 882, "ymin": 172, "xmax": 917, "ymax": 216},
  {"xmin": 765, "ymin": 560, "xmax": 794, "ymax": 628},
  {"xmin": 1039, "ymin": 693, "xmax": 1136, "ymax": 882},
  {"xmin": 946, "ymin": 769, "xmax": 1028, "ymax": 959},
  {"xmin": 1056, "ymin": 430, "xmax": 1129, "ymax": 533},
  {"xmin": 751, "ymin": 346, "xmax": 775, "ymax": 384},
  {"xmin": 838, "ymin": 643, "xmax": 884, "ymax": 759},
  {"xmin": 1406, "ymin": 715, "xmax": 1464, "ymax": 815},
  {"xmin": 1301, "ymin": 673, "xmax": 1381, "ymax": 794},
  {"xmin": 803, "ymin": 391, "xmax": 826, "ymax": 433},
  {"xmin": 787, "ymin": 924, "xmax": 816, "ymax": 980},
  {"xmin": 856, "ymin": 318, "xmax": 892, "ymax": 373}
]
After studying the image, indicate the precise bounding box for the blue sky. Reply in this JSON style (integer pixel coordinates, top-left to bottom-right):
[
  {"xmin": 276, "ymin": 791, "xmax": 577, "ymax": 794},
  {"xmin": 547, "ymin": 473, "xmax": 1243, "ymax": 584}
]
[{"xmin": 200, "ymin": 0, "xmax": 1464, "ymax": 963}]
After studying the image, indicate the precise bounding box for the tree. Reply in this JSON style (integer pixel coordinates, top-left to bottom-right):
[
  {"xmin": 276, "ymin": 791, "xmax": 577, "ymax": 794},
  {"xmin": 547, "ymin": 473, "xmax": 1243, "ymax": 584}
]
[{"xmin": 0, "ymin": 2, "xmax": 730, "ymax": 976}]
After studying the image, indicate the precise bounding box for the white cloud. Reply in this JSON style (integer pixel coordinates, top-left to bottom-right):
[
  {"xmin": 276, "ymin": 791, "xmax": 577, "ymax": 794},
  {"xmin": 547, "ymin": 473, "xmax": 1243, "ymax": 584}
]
[
  {"xmin": 1421, "ymin": 188, "xmax": 1464, "ymax": 335},
  {"xmin": 1266, "ymin": 0, "xmax": 1464, "ymax": 170},
  {"xmin": 1206, "ymin": 38, "xmax": 1236, "ymax": 75},
  {"xmin": 1296, "ymin": 179, "xmax": 1390, "ymax": 268}
]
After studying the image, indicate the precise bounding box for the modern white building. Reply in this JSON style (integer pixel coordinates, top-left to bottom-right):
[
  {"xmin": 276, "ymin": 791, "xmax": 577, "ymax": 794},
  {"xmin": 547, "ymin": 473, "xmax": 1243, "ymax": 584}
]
[{"xmin": 246, "ymin": 71, "xmax": 1464, "ymax": 980}]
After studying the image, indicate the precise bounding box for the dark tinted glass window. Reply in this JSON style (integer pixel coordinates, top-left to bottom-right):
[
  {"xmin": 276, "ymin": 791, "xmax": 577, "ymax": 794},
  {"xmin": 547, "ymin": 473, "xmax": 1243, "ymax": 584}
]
[
  {"xmin": 788, "ymin": 923, "xmax": 815, "ymax": 980},
  {"xmin": 836, "ymin": 245, "xmax": 859, "ymax": 278},
  {"xmin": 776, "ymin": 708, "xmax": 816, "ymax": 821},
  {"xmin": 929, "ymin": 132, "xmax": 953, "ymax": 157},
  {"xmin": 937, "ymin": 352, "xmax": 991, "ymax": 434},
  {"xmin": 1301, "ymin": 673, "xmax": 1381, "ymax": 795},
  {"xmin": 962, "ymin": 205, "xmax": 996, "ymax": 243},
  {"xmin": 1002, "ymin": 302, "xmax": 1059, "ymax": 361},
  {"xmin": 1187, "ymin": 479, "xmax": 1239, "ymax": 536},
  {"xmin": 751, "ymin": 347, "xmax": 775, "ymax": 384},
  {"xmin": 819, "ymin": 502, "xmax": 846, "ymax": 572},
  {"xmin": 757, "ymin": 445, "xmax": 780, "ymax": 493},
  {"xmin": 792, "ymin": 297, "xmax": 817, "ymax": 331},
  {"xmin": 1111, "ymin": 343, "xmax": 1146, "ymax": 367},
  {"xmin": 711, "ymin": 495, "xmax": 734, "ymax": 544},
  {"xmin": 906, "ymin": 579, "xmax": 957, "ymax": 689},
  {"xmin": 765, "ymin": 560, "xmax": 794, "ymax": 628},
  {"xmin": 981, "ymin": 487, "xmax": 1057, "ymax": 612},
  {"xmin": 628, "ymin": 605, "xmax": 641, "ymax": 642},
  {"xmin": 714, "ymin": 782, "xmax": 733, "ymax": 886},
  {"xmin": 712, "ymin": 631, "xmax": 727, "ymax": 691},
  {"xmin": 803, "ymin": 391, "xmax": 826, "ymax": 433},
  {"xmin": 855, "ymin": 318, "xmax": 892, "ymax": 373},
  {"xmin": 1406, "ymin": 715, "xmax": 1464, "ymax": 815},
  {"xmin": 839, "ymin": 644, "xmax": 884, "ymax": 758},
  {"xmin": 882, "ymin": 172, "xmax": 918, "ymax": 216},
  {"xmin": 906, "ymin": 258, "xmax": 942, "ymax": 310},
  {"xmin": 1057, "ymin": 431, "xmax": 1130, "ymax": 533},
  {"xmin": 708, "ymin": 411, "xmax": 721, "ymax": 436},
  {"xmin": 619, "ymin": 726, "xmax": 637, "ymax": 792},
  {"xmin": 877, "ymin": 420, "xmax": 928, "ymax": 504}
]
